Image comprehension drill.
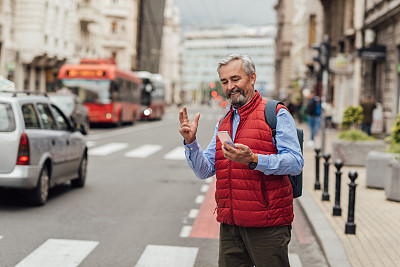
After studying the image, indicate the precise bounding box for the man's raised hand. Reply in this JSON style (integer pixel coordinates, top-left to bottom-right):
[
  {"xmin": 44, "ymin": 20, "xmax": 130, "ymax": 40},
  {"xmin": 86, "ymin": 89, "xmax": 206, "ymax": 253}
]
[{"xmin": 179, "ymin": 106, "xmax": 200, "ymax": 144}]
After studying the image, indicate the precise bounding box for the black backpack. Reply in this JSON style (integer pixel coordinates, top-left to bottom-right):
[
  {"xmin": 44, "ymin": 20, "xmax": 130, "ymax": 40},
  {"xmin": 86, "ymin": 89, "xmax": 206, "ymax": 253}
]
[{"xmin": 265, "ymin": 100, "xmax": 303, "ymax": 198}]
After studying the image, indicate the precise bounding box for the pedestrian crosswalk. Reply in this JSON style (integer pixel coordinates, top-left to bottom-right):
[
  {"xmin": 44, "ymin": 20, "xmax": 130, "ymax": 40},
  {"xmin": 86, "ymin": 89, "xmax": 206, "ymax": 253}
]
[
  {"xmin": 1, "ymin": 234, "xmax": 303, "ymax": 267},
  {"xmin": 15, "ymin": 239, "xmax": 99, "ymax": 267},
  {"xmin": 87, "ymin": 142, "xmax": 186, "ymax": 160}
]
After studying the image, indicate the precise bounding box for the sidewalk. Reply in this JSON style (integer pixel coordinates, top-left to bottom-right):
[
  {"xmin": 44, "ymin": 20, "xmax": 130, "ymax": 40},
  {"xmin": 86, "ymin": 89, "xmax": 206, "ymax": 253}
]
[{"xmin": 298, "ymin": 122, "xmax": 400, "ymax": 267}]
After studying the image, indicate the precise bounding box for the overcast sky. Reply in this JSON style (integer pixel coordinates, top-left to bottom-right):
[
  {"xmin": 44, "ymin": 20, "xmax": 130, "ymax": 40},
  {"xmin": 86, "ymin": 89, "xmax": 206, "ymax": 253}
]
[{"xmin": 172, "ymin": 0, "xmax": 277, "ymax": 31}]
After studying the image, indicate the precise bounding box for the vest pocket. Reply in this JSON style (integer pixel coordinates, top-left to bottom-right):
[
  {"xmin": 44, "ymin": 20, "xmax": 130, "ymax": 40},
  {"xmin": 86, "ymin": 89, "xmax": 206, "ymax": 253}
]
[{"xmin": 260, "ymin": 176, "xmax": 269, "ymax": 209}]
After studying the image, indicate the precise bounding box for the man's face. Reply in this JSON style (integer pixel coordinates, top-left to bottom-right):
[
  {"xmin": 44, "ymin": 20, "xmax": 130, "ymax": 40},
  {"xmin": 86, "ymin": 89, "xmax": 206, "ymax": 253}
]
[{"xmin": 219, "ymin": 59, "xmax": 256, "ymax": 109}]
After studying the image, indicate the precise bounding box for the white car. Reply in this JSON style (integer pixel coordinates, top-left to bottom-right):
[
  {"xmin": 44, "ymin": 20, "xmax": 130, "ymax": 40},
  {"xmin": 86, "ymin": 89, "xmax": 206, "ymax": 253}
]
[{"xmin": 0, "ymin": 90, "xmax": 88, "ymax": 205}]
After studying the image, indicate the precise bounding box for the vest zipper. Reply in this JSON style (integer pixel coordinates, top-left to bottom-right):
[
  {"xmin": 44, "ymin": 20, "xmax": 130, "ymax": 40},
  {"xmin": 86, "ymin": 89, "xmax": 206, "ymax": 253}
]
[{"xmin": 229, "ymin": 161, "xmax": 235, "ymax": 225}]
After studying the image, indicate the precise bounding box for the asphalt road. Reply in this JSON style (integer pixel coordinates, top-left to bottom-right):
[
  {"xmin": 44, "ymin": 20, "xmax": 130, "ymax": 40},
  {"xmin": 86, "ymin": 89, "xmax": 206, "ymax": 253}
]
[{"xmin": 0, "ymin": 104, "xmax": 327, "ymax": 267}]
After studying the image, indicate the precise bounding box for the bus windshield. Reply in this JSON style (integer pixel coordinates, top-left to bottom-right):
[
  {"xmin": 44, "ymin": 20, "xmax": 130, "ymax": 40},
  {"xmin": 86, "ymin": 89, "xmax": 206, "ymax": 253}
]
[{"xmin": 60, "ymin": 79, "xmax": 112, "ymax": 104}]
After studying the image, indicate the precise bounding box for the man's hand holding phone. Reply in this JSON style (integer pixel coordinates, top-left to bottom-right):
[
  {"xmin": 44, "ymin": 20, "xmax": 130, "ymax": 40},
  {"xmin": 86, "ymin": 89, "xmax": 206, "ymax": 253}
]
[
  {"xmin": 218, "ymin": 131, "xmax": 255, "ymax": 165},
  {"xmin": 217, "ymin": 131, "xmax": 237, "ymax": 149}
]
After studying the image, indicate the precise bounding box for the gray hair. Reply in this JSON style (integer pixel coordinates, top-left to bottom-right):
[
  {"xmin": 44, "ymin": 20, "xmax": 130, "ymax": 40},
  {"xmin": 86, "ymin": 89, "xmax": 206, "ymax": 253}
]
[{"xmin": 217, "ymin": 54, "xmax": 256, "ymax": 77}]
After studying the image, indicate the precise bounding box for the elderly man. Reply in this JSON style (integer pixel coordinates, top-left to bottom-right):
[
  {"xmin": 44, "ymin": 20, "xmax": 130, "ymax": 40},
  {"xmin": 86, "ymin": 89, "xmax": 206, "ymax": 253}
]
[{"xmin": 179, "ymin": 54, "xmax": 303, "ymax": 267}]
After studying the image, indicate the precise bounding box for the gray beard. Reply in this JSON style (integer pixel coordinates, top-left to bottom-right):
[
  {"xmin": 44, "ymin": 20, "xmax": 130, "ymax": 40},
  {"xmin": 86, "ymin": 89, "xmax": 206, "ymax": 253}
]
[{"xmin": 227, "ymin": 88, "xmax": 247, "ymax": 108}]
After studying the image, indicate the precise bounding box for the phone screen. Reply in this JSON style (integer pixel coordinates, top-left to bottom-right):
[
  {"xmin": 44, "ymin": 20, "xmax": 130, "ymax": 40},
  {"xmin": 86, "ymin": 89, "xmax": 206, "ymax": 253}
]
[{"xmin": 217, "ymin": 131, "xmax": 236, "ymax": 149}]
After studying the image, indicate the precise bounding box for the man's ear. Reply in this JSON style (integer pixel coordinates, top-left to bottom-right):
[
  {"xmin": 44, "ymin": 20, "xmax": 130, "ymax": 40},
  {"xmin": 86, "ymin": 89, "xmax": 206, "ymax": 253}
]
[{"xmin": 250, "ymin": 72, "xmax": 256, "ymax": 86}]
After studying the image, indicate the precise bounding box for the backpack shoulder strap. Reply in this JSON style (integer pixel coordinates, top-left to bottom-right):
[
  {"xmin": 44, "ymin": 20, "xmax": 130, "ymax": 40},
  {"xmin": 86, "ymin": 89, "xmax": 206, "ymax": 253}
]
[
  {"xmin": 265, "ymin": 100, "xmax": 284, "ymax": 138},
  {"xmin": 217, "ymin": 110, "xmax": 230, "ymax": 130}
]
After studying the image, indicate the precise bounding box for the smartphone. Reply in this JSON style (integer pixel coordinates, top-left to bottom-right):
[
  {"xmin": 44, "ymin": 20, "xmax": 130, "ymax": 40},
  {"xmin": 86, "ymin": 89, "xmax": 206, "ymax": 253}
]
[{"xmin": 217, "ymin": 131, "xmax": 237, "ymax": 149}]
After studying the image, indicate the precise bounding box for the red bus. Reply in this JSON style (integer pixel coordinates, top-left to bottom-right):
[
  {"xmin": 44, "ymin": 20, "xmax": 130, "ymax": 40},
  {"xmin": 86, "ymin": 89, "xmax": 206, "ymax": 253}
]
[
  {"xmin": 136, "ymin": 71, "xmax": 166, "ymax": 120},
  {"xmin": 57, "ymin": 59, "xmax": 142, "ymax": 126}
]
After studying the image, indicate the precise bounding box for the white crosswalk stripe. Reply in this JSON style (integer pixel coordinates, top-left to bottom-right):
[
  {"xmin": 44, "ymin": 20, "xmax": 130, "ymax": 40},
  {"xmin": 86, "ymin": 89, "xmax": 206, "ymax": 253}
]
[
  {"xmin": 135, "ymin": 245, "xmax": 198, "ymax": 267},
  {"xmin": 125, "ymin": 144, "xmax": 162, "ymax": 158},
  {"xmin": 289, "ymin": 253, "xmax": 303, "ymax": 267},
  {"xmin": 86, "ymin": 143, "xmax": 187, "ymax": 160},
  {"xmin": 15, "ymin": 238, "xmax": 99, "ymax": 267},
  {"xmin": 164, "ymin": 146, "xmax": 186, "ymax": 160},
  {"xmin": 88, "ymin": 142, "xmax": 129, "ymax": 156}
]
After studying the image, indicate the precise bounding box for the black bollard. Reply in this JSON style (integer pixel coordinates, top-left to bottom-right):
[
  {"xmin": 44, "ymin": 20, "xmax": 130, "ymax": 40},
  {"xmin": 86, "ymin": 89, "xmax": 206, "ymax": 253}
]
[
  {"xmin": 332, "ymin": 160, "xmax": 343, "ymax": 216},
  {"xmin": 314, "ymin": 148, "xmax": 321, "ymax": 190},
  {"xmin": 345, "ymin": 171, "xmax": 358, "ymax": 234},
  {"xmin": 322, "ymin": 153, "xmax": 331, "ymax": 201}
]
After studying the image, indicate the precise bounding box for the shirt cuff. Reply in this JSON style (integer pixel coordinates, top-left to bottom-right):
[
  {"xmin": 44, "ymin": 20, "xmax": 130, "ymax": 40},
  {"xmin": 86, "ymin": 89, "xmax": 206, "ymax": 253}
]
[
  {"xmin": 255, "ymin": 154, "xmax": 272, "ymax": 175},
  {"xmin": 184, "ymin": 139, "xmax": 201, "ymax": 154}
]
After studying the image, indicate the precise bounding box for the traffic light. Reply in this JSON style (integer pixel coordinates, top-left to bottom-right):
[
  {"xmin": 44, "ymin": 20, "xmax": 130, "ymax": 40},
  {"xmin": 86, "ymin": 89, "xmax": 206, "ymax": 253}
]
[
  {"xmin": 312, "ymin": 40, "xmax": 330, "ymax": 71},
  {"xmin": 312, "ymin": 44, "xmax": 322, "ymax": 66}
]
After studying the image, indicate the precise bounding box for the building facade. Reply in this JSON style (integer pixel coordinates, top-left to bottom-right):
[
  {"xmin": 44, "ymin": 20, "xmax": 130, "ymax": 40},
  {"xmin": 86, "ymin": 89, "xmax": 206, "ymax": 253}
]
[
  {"xmin": 135, "ymin": 0, "xmax": 166, "ymax": 73},
  {"xmin": 363, "ymin": 0, "xmax": 400, "ymax": 132},
  {"xmin": 316, "ymin": 0, "xmax": 400, "ymax": 132},
  {"xmin": 0, "ymin": 0, "xmax": 140, "ymax": 92},
  {"xmin": 181, "ymin": 25, "xmax": 276, "ymax": 104},
  {"xmin": 159, "ymin": 0, "xmax": 181, "ymax": 105},
  {"xmin": 274, "ymin": 0, "xmax": 294, "ymax": 100}
]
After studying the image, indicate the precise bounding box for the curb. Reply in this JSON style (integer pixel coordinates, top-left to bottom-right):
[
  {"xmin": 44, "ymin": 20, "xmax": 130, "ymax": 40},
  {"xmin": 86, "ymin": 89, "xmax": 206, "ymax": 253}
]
[{"xmin": 297, "ymin": 189, "xmax": 352, "ymax": 267}]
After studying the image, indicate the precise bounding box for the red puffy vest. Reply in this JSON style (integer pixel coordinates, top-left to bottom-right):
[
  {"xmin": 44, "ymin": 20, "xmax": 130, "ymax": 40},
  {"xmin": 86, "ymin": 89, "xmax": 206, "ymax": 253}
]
[{"xmin": 215, "ymin": 92, "xmax": 293, "ymax": 227}]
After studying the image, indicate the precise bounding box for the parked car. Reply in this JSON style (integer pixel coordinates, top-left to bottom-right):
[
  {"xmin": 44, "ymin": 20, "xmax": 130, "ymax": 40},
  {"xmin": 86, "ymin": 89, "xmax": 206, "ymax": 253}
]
[
  {"xmin": 0, "ymin": 90, "xmax": 88, "ymax": 205},
  {"xmin": 48, "ymin": 89, "xmax": 90, "ymax": 135}
]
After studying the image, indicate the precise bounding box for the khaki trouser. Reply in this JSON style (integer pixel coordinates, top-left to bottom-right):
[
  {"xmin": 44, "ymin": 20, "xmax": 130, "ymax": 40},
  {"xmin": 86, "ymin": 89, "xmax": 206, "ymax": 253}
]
[{"xmin": 218, "ymin": 223, "xmax": 291, "ymax": 267}]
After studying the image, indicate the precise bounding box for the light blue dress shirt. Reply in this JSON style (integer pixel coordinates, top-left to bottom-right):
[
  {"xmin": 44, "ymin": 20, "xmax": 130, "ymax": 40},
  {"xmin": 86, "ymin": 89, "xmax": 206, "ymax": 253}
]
[{"xmin": 184, "ymin": 107, "xmax": 304, "ymax": 179}]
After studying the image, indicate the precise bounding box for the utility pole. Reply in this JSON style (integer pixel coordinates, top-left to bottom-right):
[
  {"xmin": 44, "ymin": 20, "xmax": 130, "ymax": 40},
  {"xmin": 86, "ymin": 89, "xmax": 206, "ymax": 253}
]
[{"xmin": 313, "ymin": 35, "xmax": 330, "ymax": 154}]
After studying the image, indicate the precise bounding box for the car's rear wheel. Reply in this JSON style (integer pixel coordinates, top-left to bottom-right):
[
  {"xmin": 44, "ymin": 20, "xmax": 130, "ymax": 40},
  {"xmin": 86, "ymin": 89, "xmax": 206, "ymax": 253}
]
[
  {"xmin": 29, "ymin": 165, "xmax": 50, "ymax": 206},
  {"xmin": 71, "ymin": 154, "xmax": 87, "ymax": 188}
]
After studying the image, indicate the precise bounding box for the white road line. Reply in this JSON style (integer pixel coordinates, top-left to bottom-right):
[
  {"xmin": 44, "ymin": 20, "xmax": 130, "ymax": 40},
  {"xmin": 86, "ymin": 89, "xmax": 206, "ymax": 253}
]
[
  {"xmin": 0, "ymin": 236, "xmax": 3, "ymax": 240},
  {"xmin": 15, "ymin": 238, "xmax": 99, "ymax": 267},
  {"xmin": 200, "ymin": 184, "xmax": 209, "ymax": 193},
  {"xmin": 195, "ymin": 195, "xmax": 205, "ymax": 204},
  {"xmin": 135, "ymin": 245, "xmax": 198, "ymax": 267},
  {"xmin": 164, "ymin": 146, "xmax": 186, "ymax": 160},
  {"xmin": 88, "ymin": 142, "xmax": 129, "ymax": 156},
  {"xmin": 125, "ymin": 144, "xmax": 162, "ymax": 158},
  {"xmin": 86, "ymin": 141, "xmax": 96, "ymax": 148},
  {"xmin": 179, "ymin": 225, "xmax": 192, "ymax": 238},
  {"xmin": 289, "ymin": 253, "xmax": 303, "ymax": 267},
  {"xmin": 188, "ymin": 209, "xmax": 199, "ymax": 219}
]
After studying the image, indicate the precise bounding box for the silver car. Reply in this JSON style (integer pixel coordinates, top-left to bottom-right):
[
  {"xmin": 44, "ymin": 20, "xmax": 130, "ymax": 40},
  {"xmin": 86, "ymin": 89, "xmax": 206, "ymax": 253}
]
[
  {"xmin": 0, "ymin": 90, "xmax": 88, "ymax": 205},
  {"xmin": 48, "ymin": 90, "xmax": 90, "ymax": 135}
]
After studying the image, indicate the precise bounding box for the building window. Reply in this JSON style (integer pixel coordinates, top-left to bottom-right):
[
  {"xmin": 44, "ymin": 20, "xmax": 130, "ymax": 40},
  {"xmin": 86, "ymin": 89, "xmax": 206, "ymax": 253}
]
[
  {"xmin": 111, "ymin": 21, "xmax": 118, "ymax": 34},
  {"xmin": 309, "ymin": 14, "xmax": 316, "ymax": 47}
]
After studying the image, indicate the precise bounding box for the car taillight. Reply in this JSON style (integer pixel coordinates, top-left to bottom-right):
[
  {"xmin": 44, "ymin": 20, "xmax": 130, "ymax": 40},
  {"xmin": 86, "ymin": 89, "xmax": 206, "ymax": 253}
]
[{"xmin": 17, "ymin": 132, "xmax": 30, "ymax": 165}]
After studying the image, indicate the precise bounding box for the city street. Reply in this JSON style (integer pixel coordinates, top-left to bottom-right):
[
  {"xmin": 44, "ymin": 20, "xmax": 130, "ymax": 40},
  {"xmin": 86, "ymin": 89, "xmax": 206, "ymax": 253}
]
[{"xmin": 0, "ymin": 105, "xmax": 327, "ymax": 267}]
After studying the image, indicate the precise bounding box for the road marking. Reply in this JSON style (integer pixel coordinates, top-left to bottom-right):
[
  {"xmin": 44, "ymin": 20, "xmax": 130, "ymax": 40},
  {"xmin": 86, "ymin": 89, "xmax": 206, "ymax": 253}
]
[
  {"xmin": 125, "ymin": 144, "xmax": 162, "ymax": 158},
  {"xmin": 15, "ymin": 238, "xmax": 98, "ymax": 267},
  {"xmin": 190, "ymin": 178, "xmax": 219, "ymax": 239},
  {"xmin": 164, "ymin": 146, "xmax": 186, "ymax": 160},
  {"xmin": 200, "ymin": 184, "xmax": 209, "ymax": 192},
  {"xmin": 135, "ymin": 245, "xmax": 198, "ymax": 267},
  {"xmin": 195, "ymin": 195, "xmax": 205, "ymax": 204},
  {"xmin": 289, "ymin": 253, "xmax": 303, "ymax": 267},
  {"xmin": 86, "ymin": 141, "xmax": 96, "ymax": 148},
  {"xmin": 188, "ymin": 209, "xmax": 199, "ymax": 219},
  {"xmin": 88, "ymin": 142, "xmax": 129, "ymax": 156},
  {"xmin": 179, "ymin": 225, "xmax": 192, "ymax": 238},
  {"xmin": 0, "ymin": 236, "xmax": 2, "ymax": 240},
  {"xmin": 87, "ymin": 120, "xmax": 172, "ymax": 141}
]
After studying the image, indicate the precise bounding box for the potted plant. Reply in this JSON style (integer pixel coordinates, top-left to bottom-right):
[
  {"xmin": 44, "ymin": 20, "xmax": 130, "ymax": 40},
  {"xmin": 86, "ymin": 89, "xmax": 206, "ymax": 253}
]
[
  {"xmin": 333, "ymin": 105, "xmax": 386, "ymax": 166},
  {"xmin": 384, "ymin": 114, "xmax": 400, "ymax": 201},
  {"xmin": 366, "ymin": 113, "xmax": 400, "ymax": 189}
]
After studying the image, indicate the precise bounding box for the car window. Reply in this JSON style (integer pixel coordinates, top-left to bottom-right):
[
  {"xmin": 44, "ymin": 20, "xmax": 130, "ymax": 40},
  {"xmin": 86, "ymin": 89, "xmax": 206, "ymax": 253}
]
[
  {"xmin": 0, "ymin": 102, "xmax": 16, "ymax": 132},
  {"xmin": 36, "ymin": 103, "xmax": 57, "ymax": 130},
  {"xmin": 21, "ymin": 103, "xmax": 41, "ymax": 129},
  {"xmin": 50, "ymin": 104, "xmax": 70, "ymax": 131}
]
